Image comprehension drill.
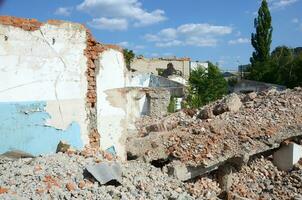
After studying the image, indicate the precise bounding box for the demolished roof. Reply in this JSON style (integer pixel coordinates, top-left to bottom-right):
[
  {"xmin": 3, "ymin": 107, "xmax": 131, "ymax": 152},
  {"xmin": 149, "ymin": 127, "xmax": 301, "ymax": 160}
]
[{"xmin": 128, "ymin": 87, "xmax": 302, "ymax": 180}]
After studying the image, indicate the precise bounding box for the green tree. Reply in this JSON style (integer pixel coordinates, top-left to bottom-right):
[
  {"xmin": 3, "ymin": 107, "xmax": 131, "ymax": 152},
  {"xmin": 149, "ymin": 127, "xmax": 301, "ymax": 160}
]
[
  {"xmin": 186, "ymin": 62, "xmax": 227, "ymax": 108},
  {"xmin": 249, "ymin": 0, "xmax": 273, "ymax": 81},
  {"xmin": 269, "ymin": 46, "xmax": 302, "ymax": 88},
  {"xmin": 123, "ymin": 49, "xmax": 135, "ymax": 70}
]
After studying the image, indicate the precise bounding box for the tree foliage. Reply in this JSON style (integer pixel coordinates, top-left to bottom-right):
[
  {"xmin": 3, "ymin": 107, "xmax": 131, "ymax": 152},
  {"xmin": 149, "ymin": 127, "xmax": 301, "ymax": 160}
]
[
  {"xmin": 249, "ymin": 0, "xmax": 273, "ymax": 81},
  {"xmin": 186, "ymin": 62, "xmax": 227, "ymax": 108},
  {"xmin": 266, "ymin": 46, "xmax": 302, "ymax": 88},
  {"xmin": 123, "ymin": 49, "xmax": 135, "ymax": 70}
]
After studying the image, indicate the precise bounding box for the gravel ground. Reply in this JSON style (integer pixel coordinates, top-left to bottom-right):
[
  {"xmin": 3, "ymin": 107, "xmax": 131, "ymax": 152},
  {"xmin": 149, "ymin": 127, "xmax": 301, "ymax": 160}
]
[
  {"xmin": 229, "ymin": 156, "xmax": 302, "ymax": 200},
  {"xmin": 0, "ymin": 153, "xmax": 194, "ymax": 200}
]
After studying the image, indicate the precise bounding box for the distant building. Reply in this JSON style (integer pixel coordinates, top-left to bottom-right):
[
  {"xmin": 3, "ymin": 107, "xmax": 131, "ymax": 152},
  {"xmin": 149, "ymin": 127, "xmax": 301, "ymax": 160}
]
[{"xmin": 131, "ymin": 56, "xmax": 191, "ymax": 80}]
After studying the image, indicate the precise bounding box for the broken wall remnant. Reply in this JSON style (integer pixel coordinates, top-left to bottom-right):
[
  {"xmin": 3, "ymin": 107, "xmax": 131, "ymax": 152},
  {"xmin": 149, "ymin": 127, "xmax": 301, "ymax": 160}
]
[
  {"xmin": 147, "ymin": 89, "xmax": 170, "ymax": 117},
  {"xmin": 0, "ymin": 16, "xmax": 129, "ymax": 156},
  {"xmin": 0, "ymin": 16, "xmax": 90, "ymax": 155},
  {"xmin": 0, "ymin": 16, "xmax": 187, "ymax": 160},
  {"xmin": 130, "ymin": 57, "xmax": 191, "ymax": 80},
  {"xmin": 96, "ymin": 47, "xmax": 129, "ymax": 159}
]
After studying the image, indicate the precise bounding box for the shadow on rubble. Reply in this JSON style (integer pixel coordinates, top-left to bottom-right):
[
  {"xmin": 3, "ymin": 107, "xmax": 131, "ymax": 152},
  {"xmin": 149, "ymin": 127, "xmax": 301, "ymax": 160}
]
[{"xmin": 82, "ymin": 169, "xmax": 121, "ymax": 187}]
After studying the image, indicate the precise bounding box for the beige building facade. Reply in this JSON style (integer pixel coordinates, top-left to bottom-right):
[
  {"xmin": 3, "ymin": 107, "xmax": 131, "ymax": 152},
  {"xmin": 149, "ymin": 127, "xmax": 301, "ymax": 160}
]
[{"xmin": 130, "ymin": 57, "xmax": 191, "ymax": 80}]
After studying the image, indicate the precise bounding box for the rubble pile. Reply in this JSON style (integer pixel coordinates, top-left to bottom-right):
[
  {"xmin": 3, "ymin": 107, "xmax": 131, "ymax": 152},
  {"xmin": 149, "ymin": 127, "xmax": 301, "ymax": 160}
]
[
  {"xmin": 185, "ymin": 176, "xmax": 221, "ymax": 199},
  {"xmin": 0, "ymin": 152, "xmax": 193, "ymax": 200},
  {"xmin": 130, "ymin": 88, "xmax": 302, "ymax": 167},
  {"xmin": 127, "ymin": 87, "xmax": 302, "ymax": 199},
  {"xmin": 229, "ymin": 156, "xmax": 302, "ymax": 199},
  {"xmin": 1, "ymin": 88, "xmax": 302, "ymax": 199}
]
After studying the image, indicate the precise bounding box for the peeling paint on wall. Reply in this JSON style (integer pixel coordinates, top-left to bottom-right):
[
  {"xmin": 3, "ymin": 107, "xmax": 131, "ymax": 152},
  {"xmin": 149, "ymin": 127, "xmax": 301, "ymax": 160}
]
[
  {"xmin": 0, "ymin": 16, "xmax": 90, "ymax": 154},
  {"xmin": 0, "ymin": 16, "xmax": 185, "ymax": 159},
  {"xmin": 0, "ymin": 102, "xmax": 83, "ymax": 155}
]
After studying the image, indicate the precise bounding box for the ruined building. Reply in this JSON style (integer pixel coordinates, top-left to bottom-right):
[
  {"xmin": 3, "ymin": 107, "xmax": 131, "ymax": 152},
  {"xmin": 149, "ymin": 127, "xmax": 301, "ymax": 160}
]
[
  {"xmin": 131, "ymin": 56, "xmax": 191, "ymax": 80},
  {"xmin": 0, "ymin": 16, "xmax": 185, "ymax": 159}
]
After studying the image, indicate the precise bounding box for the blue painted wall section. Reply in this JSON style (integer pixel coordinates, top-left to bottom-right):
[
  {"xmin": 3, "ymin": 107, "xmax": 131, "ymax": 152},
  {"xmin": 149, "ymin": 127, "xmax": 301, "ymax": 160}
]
[{"xmin": 0, "ymin": 101, "xmax": 83, "ymax": 155}]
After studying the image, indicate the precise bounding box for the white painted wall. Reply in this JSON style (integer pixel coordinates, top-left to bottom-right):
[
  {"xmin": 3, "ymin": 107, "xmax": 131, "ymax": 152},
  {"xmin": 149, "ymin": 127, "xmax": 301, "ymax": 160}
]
[
  {"xmin": 97, "ymin": 49, "xmax": 129, "ymax": 159},
  {"xmin": 128, "ymin": 72, "xmax": 151, "ymax": 87},
  {"xmin": 0, "ymin": 22, "xmax": 89, "ymax": 144}
]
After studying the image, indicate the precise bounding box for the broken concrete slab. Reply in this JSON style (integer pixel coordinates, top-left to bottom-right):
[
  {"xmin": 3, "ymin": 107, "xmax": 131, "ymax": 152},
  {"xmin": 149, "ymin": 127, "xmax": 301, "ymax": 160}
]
[
  {"xmin": 213, "ymin": 93, "xmax": 242, "ymax": 115},
  {"xmin": 273, "ymin": 143, "xmax": 302, "ymax": 171},
  {"xmin": 126, "ymin": 132, "xmax": 170, "ymax": 162},
  {"xmin": 86, "ymin": 162, "xmax": 122, "ymax": 185},
  {"xmin": 168, "ymin": 134, "xmax": 300, "ymax": 181},
  {"xmin": 167, "ymin": 161, "xmax": 219, "ymax": 181}
]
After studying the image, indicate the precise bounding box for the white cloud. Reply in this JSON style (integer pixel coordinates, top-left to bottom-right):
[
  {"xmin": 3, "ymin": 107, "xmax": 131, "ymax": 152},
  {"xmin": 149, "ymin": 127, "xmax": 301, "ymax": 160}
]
[
  {"xmin": 54, "ymin": 7, "xmax": 72, "ymax": 16},
  {"xmin": 248, "ymin": 0, "xmax": 299, "ymax": 15},
  {"xmin": 270, "ymin": 0, "xmax": 299, "ymax": 9},
  {"xmin": 156, "ymin": 40, "xmax": 183, "ymax": 47},
  {"xmin": 177, "ymin": 23, "xmax": 232, "ymax": 35},
  {"xmin": 228, "ymin": 38, "xmax": 249, "ymax": 45},
  {"xmin": 145, "ymin": 23, "xmax": 232, "ymax": 47},
  {"xmin": 88, "ymin": 17, "xmax": 128, "ymax": 31},
  {"xmin": 77, "ymin": 0, "xmax": 166, "ymax": 30}
]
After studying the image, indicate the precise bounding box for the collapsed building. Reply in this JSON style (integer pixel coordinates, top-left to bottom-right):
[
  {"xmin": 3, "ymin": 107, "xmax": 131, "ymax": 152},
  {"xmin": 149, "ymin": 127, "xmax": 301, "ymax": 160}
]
[
  {"xmin": 0, "ymin": 16, "xmax": 185, "ymax": 159},
  {"xmin": 1, "ymin": 16, "xmax": 302, "ymax": 200}
]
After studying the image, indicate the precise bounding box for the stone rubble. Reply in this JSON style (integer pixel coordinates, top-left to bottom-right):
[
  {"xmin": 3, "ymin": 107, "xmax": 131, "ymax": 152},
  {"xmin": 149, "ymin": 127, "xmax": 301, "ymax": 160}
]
[
  {"xmin": 0, "ymin": 152, "xmax": 194, "ymax": 200},
  {"xmin": 128, "ymin": 87, "xmax": 302, "ymax": 199},
  {"xmin": 1, "ymin": 87, "xmax": 302, "ymax": 199},
  {"xmin": 130, "ymin": 88, "xmax": 302, "ymax": 168},
  {"xmin": 229, "ymin": 156, "xmax": 302, "ymax": 199}
]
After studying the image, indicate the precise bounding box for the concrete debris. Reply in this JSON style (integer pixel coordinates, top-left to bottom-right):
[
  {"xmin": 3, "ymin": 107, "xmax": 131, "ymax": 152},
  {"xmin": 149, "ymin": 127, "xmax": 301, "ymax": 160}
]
[
  {"xmin": 130, "ymin": 88, "xmax": 302, "ymax": 181},
  {"xmin": 196, "ymin": 93, "xmax": 242, "ymax": 120},
  {"xmin": 243, "ymin": 92, "xmax": 257, "ymax": 102},
  {"xmin": 0, "ymin": 153, "xmax": 194, "ymax": 200},
  {"xmin": 197, "ymin": 106, "xmax": 214, "ymax": 120},
  {"xmin": 273, "ymin": 143, "xmax": 302, "ymax": 171},
  {"xmin": 229, "ymin": 157, "xmax": 302, "ymax": 199},
  {"xmin": 86, "ymin": 162, "xmax": 122, "ymax": 185},
  {"xmin": 213, "ymin": 93, "xmax": 242, "ymax": 115},
  {"xmin": 2, "ymin": 87, "xmax": 302, "ymax": 199}
]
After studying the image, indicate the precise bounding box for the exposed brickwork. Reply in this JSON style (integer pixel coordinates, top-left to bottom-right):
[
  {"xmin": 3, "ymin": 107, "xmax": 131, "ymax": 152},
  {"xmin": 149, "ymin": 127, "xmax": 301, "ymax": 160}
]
[
  {"xmin": 0, "ymin": 16, "xmax": 124, "ymax": 150},
  {"xmin": 0, "ymin": 16, "xmax": 43, "ymax": 31},
  {"xmin": 0, "ymin": 16, "xmax": 84, "ymax": 31},
  {"xmin": 84, "ymin": 30, "xmax": 124, "ymax": 148},
  {"xmin": 84, "ymin": 30, "xmax": 104, "ymax": 148}
]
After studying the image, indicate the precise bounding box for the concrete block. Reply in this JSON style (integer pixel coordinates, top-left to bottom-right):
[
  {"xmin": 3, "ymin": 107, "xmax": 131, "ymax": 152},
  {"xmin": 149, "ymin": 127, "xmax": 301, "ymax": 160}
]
[
  {"xmin": 273, "ymin": 143, "xmax": 302, "ymax": 171},
  {"xmin": 86, "ymin": 162, "xmax": 122, "ymax": 185},
  {"xmin": 167, "ymin": 161, "xmax": 218, "ymax": 181}
]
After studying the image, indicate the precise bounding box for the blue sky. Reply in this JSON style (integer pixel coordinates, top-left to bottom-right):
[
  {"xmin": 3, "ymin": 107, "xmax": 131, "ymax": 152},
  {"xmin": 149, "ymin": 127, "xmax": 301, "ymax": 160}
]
[{"xmin": 1, "ymin": 0, "xmax": 302, "ymax": 70}]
